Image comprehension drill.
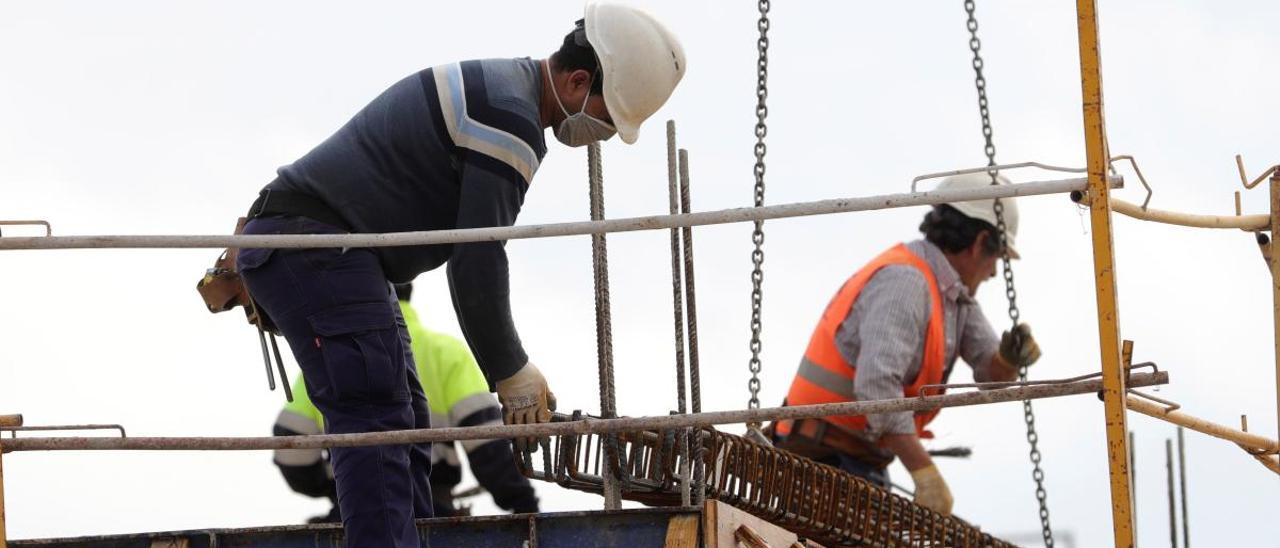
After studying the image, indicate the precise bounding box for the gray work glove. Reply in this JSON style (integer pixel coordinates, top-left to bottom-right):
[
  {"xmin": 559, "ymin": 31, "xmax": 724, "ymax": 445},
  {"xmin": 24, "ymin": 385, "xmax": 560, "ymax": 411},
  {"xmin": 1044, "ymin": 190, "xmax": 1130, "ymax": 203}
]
[
  {"xmin": 495, "ymin": 362, "xmax": 557, "ymax": 450},
  {"xmin": 999, "ymin": 323, "xmax": 1042, "ymax": 368}
]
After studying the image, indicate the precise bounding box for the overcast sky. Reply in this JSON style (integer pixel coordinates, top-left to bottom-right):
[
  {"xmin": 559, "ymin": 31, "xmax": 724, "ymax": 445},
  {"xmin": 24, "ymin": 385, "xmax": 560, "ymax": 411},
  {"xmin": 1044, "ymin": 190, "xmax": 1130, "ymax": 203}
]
[{"xmin": 2, "ymin": 1, "xmax": 1278, "ymax": 546}]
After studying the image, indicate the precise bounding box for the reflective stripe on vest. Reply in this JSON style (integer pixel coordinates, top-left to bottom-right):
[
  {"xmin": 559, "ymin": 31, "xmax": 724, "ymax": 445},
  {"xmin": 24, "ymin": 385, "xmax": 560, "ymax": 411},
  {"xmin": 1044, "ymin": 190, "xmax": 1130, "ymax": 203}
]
[{"xmin": 778, "ymin": 243, "xmax": 946, "ymax": 439}]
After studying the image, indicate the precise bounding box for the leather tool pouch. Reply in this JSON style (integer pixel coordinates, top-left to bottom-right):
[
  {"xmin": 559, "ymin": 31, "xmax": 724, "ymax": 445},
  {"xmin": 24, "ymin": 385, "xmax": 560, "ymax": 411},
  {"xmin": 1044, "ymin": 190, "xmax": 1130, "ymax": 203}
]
[{"xmin": 196, "ymin": 217, "xmax": 277, "ymax": 334}]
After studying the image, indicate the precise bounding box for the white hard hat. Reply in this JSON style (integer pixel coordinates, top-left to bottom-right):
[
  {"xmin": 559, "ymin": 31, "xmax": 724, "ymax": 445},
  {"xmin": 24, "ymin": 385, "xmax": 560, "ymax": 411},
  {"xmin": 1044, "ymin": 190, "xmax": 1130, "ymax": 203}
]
[
  {"xmin": 934, "ymin": 172, "xmax": 1020, "ymax": 258},
  {"xmin": 584, "ymin": 0, "xmax": 686, "ymax": 144}
]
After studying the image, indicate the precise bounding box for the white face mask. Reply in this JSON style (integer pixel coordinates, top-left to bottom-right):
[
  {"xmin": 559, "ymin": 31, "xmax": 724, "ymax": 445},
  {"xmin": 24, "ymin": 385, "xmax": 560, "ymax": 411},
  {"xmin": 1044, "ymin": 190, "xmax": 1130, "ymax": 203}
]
[{"xmin": 545, "ymin": 59, "xmax": 616, "ymax": 147}]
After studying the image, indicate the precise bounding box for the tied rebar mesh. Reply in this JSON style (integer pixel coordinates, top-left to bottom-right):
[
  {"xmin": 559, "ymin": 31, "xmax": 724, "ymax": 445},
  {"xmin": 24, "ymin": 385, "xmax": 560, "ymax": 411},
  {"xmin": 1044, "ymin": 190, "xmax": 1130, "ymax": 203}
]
[{"xmin": 518, "ymin": 425, "xmax": 1014, "ymax": 548}]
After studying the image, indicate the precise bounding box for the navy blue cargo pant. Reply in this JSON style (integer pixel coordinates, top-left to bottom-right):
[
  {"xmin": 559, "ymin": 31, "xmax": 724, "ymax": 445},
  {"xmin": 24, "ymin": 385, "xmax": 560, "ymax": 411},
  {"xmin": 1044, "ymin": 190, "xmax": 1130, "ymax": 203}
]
[{"xmin": 238, "ymin": 215, "xmax": 432, "ymax": 548}]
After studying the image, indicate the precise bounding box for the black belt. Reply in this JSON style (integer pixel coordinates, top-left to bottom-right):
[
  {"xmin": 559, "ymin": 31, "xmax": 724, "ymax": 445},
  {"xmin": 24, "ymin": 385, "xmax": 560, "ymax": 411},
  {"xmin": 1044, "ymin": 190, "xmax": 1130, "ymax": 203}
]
[{"xmin": 247, "ymin": 188, "xmax": 351, "ymax": 231}]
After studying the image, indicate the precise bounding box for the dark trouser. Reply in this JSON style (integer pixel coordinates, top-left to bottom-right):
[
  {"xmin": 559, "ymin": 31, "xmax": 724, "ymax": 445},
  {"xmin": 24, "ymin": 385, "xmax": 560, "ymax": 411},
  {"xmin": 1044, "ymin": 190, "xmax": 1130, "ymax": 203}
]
[
  {"xmin": 813, "ymin": 452, "xmax": 891, "ymax": 489},
  {"xmin": 238, "ymin": 215, "xmax": 432, "ymax": 548}
]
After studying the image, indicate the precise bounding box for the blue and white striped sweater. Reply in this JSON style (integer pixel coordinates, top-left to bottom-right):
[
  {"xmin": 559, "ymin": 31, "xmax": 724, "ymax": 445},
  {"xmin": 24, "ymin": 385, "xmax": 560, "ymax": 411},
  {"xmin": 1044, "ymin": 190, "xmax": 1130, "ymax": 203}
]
[{"xmin": 268, "ymin": 57, "xmax": 547, "ymax": 383}]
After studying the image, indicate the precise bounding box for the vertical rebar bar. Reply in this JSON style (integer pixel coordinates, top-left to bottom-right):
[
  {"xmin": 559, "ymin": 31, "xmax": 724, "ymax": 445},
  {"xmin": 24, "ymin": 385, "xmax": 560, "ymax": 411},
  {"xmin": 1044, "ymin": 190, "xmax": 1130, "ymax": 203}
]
[
  {"xmin": 1129, "ymin": 429, "xmax": 1137, "ymax": 546},
  {"xmin": 1166, "ymin": 438, "xmax": 1178, "ymax": 547},
  {"xmin": 587, "ymin": 142, "xmax": 621, "ymax": 509},
  {"xmin": 679, "ymin": 148, "xmax": 706, "ymax": 508},
  {"xmin": 679, "ymin": 149, "xmax": 701, "ymax": 418},
  {"xmin": 0, "ymin": 442, "xmax": 7, "ymax": 548},
  {"xmin": 1177, "ymin": 427, "xmax": 1189, "ymax": 548},
  {"xmin": 665, "ymin": 121, "xmax": 692, "ymax": 507}
]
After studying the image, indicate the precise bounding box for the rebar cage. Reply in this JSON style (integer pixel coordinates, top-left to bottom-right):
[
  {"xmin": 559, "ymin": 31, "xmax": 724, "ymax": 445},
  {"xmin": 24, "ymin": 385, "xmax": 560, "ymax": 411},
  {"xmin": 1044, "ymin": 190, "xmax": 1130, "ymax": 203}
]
[{"xmin": 516, "ymin": 418, "xmax": 1014, "ymax": 547}]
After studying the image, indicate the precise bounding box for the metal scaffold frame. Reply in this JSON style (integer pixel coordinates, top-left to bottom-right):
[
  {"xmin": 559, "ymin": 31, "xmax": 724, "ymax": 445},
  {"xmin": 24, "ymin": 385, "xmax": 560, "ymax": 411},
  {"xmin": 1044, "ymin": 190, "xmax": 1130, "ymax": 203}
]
[{"xmin": 0, "ymin": 1, "xmax": 1278, "ymax": 546}]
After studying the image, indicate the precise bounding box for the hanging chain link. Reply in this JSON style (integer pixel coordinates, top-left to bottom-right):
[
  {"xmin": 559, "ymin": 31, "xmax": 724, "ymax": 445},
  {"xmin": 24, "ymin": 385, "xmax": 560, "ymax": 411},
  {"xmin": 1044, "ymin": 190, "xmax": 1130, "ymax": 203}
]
[
  {"xmin": 964, "ymin": 2, "xmax": 1053, "ymax": 546},
  {"xmin": 745, "ymin": 0, "xmax": 770, "ymax": 422}
]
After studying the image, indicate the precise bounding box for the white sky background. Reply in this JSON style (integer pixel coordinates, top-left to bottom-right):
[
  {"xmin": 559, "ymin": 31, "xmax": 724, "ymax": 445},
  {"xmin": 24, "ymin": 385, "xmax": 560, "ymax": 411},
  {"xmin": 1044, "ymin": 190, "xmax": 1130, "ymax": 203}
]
[{"xmin": 1, "ymin": 0, "xmax": 1277, "ymax": 545}]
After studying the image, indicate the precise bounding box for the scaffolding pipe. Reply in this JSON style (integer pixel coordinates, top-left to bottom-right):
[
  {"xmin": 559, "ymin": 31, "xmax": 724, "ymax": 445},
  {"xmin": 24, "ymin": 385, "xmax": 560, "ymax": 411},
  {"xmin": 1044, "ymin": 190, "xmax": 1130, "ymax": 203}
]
[
  {"xmin": 0, "ymin": 372, "xmax": 1165, "ymax": 453},
  {"xmin": 1108, "ymin": 198, "xmax": 1269, "ymax": 230},
  {"xmin": 1125, "ymin": 396, "xmax": 1279, "ymax": 454},
  {"xmin": 1269, "ymin": 169, "xmax": 1280, "ymax": 445},
  {"xmin": 1251, "ymin": 452, "xmax": 1280, "ymax": 474},
  {"xmin": 0, "ymin": 177, "xmax": 1108, "ymax": 251},
  {"xmin": 1075, "ymin": 0, "xmax": 1136, "ymax": 544}
]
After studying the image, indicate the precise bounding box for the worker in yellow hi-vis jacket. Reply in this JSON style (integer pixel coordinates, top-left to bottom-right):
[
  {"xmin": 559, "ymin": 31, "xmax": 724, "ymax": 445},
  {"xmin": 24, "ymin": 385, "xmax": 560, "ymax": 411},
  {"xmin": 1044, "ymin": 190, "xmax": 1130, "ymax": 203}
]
[{"xmin": 272, "ymin": 283, "xmax": 539, "ymax": 522}]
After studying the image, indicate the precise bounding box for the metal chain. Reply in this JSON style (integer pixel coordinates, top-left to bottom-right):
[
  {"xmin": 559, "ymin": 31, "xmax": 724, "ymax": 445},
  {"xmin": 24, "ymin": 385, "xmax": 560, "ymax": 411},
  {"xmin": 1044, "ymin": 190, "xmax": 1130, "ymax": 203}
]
[
  {"xmin": 963, "ymin": 2, "xmax": 1053, "ymax": 545},
  {"xmin": 745, "ymin": 0, "xmax": 770, "ymax": 424}
]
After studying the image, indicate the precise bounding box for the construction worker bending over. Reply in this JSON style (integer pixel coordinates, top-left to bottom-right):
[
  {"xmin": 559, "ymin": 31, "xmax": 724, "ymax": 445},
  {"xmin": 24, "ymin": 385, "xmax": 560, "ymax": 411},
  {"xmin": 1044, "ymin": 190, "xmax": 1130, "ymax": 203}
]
[
  {"xmin": 770, "ymin": 173, "xmax": 1042, "ymax": 516},
  {"xmin": 235, "ymin": 2, "xmax": 684, "ymax": 545},
  {"xmin": 272, "ymin": 283, "xmax": 539, "ymax": 522}
]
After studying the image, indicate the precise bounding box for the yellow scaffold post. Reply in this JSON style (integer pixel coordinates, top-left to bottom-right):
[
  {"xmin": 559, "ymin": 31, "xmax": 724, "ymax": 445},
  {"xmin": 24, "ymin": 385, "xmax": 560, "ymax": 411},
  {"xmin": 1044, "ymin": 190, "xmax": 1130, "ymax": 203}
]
[{"xmin": 1074, "ymin": 0, "xmax": 1136, "ymax": 545}]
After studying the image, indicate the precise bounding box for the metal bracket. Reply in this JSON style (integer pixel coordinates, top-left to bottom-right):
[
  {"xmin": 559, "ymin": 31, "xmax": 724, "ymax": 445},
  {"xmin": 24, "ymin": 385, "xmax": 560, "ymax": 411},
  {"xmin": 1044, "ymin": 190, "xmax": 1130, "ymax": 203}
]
[
  {"xmin": 0, "ymin": 220, "xmax": 52, "ymax": 237},
  {"xmin": 1235, "ymin": 154, "xmax": 1279, "ymax": 191},
  {"xmin": 918, "ymin": 362, "xmax": 1158, "ymax": 399},
  {"xmin": 1, "ymin": 423, "xmax": 127, "ymax": 440}
]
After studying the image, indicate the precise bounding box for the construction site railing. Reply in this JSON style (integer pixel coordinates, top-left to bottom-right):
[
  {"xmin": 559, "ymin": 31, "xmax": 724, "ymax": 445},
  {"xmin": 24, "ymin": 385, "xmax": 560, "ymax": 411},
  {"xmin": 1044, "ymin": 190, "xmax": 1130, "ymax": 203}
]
[
  {"xmin": 0, "ymin": 176, "xmax": 1116, "ymax": 250},
  {"xmin": 0, "ymin": 371, "xmax": 1166, "ymax": 452}
]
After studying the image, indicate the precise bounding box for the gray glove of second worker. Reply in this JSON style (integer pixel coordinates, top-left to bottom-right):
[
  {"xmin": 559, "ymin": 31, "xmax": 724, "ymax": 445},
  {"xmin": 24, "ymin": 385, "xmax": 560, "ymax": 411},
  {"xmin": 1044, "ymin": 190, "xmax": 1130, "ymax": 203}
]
[
  {"xmin": 999, "ymin": 323, "xmax": 1042, "ymax": 368},
  {"xmin": 495, "ymin": 362, "xmax": 557, "ymax": 449},
  {"xmin": 909, "ymin": 464, "xmax": 954, "ymax": 516}
]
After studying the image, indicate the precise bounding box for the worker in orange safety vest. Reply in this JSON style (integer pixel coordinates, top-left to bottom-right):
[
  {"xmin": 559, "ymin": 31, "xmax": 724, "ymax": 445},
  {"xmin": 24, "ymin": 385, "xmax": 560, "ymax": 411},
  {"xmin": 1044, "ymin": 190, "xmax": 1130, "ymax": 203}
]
[{"xmin": 770, "ymin": 173, "xmax": 1043, "ymax": 516}]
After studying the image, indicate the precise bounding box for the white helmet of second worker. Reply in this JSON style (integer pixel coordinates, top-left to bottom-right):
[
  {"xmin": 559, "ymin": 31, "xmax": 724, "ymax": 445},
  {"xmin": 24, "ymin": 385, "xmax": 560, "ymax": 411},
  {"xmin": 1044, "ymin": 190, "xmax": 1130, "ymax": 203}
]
[
  {"xmin": 585, "ymin": 0, "xmax": 686, "ymax": 144},
  {"xmin": 935, "ymin": 172, "xmax": 1020, "ymax": 258}
]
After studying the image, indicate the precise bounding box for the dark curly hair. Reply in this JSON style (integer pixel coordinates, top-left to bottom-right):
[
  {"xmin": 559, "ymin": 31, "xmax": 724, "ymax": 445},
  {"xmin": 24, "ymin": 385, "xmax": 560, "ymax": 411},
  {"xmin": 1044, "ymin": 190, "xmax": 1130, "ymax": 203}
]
[
  {"xmin": 918, "ymin": 205, "xmax": 1002, "ymax": 256},
  {"xmin": 549, "ymin": 19, "xmax": 604, "ymax": 95}
]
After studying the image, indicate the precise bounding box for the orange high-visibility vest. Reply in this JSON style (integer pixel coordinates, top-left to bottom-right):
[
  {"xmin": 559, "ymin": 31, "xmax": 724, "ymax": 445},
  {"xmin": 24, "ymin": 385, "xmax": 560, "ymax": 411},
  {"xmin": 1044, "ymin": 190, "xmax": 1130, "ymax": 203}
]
[{"xmin": 778, "ymin": 243, "xmax": 946, "ymax": 438}]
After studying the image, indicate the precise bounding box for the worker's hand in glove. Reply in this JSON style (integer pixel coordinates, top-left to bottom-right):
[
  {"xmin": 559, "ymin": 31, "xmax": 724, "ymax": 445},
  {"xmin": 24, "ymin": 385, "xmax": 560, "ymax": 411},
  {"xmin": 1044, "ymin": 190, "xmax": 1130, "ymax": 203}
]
[
  {"xmin": 999, "ymin": 323, "xmax": 1042, "ymax": 368},
  {"xmin": 909, "ymin": 464, "xmax": 954, "ymax": 516},
  {"xmin": 495, "ymin": 362, "xmax": 557, "ymax": 449}
]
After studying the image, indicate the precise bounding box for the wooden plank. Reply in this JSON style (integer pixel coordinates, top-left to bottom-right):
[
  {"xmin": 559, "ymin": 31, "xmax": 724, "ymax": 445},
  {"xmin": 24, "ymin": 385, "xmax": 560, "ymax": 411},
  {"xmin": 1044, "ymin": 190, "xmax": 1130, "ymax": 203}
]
[
  {"xmin": 703, "ymin": 500, "xmax": 819, "ymax": 548},
  {"xmin": 664, "ymin": 514, "xmax": 700, "ymax": 548}
]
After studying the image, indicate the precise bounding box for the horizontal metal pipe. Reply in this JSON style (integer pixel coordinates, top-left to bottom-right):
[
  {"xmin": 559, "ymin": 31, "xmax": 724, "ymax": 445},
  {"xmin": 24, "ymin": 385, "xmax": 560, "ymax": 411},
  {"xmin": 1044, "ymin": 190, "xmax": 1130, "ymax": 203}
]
[
  {"xmin": 1126, "ymin": 395, "xmax": 1279, "ymax": 453},
  {"xmin": 1253, "ymin": 453, "xmax": 1280, "ymax": 474},
  {"xmin": 1111, "ymin": 198, "xmax": 1269, "ymax": 230},
  {"xmin": 0, "ymin": 177, "xmax": 1094, "ymax": 251},
  {"xmin": 0, "ymin": 371, "xmax": 1164, "ymax": 452}
]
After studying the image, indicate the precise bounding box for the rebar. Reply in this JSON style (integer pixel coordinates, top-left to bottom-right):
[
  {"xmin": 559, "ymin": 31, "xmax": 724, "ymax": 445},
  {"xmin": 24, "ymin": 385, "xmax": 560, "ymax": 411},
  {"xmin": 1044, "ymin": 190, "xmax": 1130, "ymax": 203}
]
[
  {"xmin": 678, "ymin": 148, "xmax": 707, "ymax": 509},
  {"xmin": 587, "ymin": 142, "xmax": 622, "ymax": 509},
  {"xmin": 0, "ymin": 444, "xmax": 7, "ymax": 548},
  {"xmin": 519, "ymin": 423, "xmax": 1016, "ymax": 547},
  {"xmin": 1178, "ymin": 427, "xmax": 1189, "ymax": 548},
  {"xmin": 665, "ymin": 121, "xmax": 692, "ymax": 507},
  {"xmin": 0, "ymin": 178, "xmax": 1102, "ymax": 251},
  {"xmin": 0, "ymin": 371, "xmax": 1167, "ymax": 453},
  {"xmin": 1166, "ymin": 438, "xmax": 1178, "ymax": 548}
]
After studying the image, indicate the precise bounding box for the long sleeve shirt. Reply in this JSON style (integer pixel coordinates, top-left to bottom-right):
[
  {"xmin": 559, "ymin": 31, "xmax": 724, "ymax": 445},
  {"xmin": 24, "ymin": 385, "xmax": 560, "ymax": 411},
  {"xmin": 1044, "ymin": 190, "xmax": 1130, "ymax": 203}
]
[
  {"xmin": 834, "ymin": 239, "xmax": 1001, "ymax": 437},
  {"xmin": 268, "ymin": 58, "xmax": 546, "ymax": 384}
]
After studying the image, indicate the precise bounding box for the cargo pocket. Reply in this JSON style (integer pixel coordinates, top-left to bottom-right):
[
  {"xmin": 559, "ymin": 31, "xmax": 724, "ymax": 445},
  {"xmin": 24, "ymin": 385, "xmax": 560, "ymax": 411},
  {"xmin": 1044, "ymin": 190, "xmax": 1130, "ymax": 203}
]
[
  {"xmin": 308, "ymin": 302, "xmax": 410, "ymax": 403},
  {"xmin": 236, "ymin": 247, "xmax": 275, "ymax": 273}
]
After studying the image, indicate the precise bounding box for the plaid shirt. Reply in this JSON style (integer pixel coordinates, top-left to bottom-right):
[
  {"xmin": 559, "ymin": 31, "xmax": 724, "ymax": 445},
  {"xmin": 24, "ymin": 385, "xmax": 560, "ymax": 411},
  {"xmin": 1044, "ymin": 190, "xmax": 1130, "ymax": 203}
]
[{"xmin": 834, "ymin": 239, "xmax": 1001, "ymax": 436}]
